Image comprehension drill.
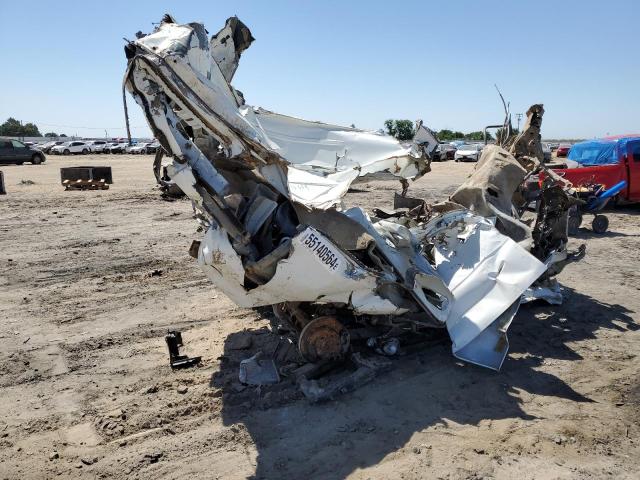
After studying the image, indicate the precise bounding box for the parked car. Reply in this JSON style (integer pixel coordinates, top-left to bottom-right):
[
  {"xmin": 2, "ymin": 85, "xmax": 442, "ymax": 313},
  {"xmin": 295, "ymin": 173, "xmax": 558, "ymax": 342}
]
[
  {"xmin": 128, "ymin": 142, "xmax": 152, "ymax": 154},
  {"xmin": 542, "ymin": 143, "xmax": 552, "ymax": 162},
  {"xmin": 145, "ymin": 142, "xmax": 161, "ymax": 154},
  {"xmin": 107, "ymin": 142, "xmax": 130, "ymax": 154},
  {"xmin": 85, "ymin": 140, "xmax": 109, "ymax": 153},
  {"xmin": 454, "ymin": 144, "xmax": 483, "ymax": 162},
  {"xmin": 556, "ymin": 143, "xmax": 571, "ymax": 157},
  {"xmin": 433, "ymin": 143, "xmax": 456, "ymax": 161},
  {"xmin": 102, "ymin": 142, "xmax": 119, "ymax": 153},
  {"xmin": 540, "ymin": 135, "xmax": 640, "ymax": 233},
  {"xmin": 0, "ymin": 138, "xmax": 46, "ymax": 164},
  {"xmin": 125, "ymin": 142, "xmax": 140, "ymax": 153},
  {"xmin": 36, "ymin": 141, "xmax": 65, "ymax": 153},
  {"xmin": 51, "ymin": 141, "xmax": 90, "ymax": 155},
  {"xmin": 549, "ymin": 136, "xmax": 640, "ymax": 200}
]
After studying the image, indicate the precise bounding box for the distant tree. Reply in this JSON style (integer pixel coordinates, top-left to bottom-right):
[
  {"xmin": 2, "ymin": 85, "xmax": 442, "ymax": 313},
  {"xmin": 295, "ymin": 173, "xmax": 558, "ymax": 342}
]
[
  {"xmin": 0, "ymin": 118, "xmax": 23, "ymax": 136},
  {"xmin": 464, "ymin": 131, "xmax": 492, "ymax": 141},
  {"xmin": 438, "ymin": 129, "xmax": 467, "ymax": 140},
  {"xmin": 437, "ymin": 129, "xmax": 454, "ymax": 141},
  {"xmin": 384, "ymin": 120, "xmax": 394, "ymax": 135},
  {"xmin": 384, "ymin": 119, "xmax": 414, "ymax": 141},
  {"xmin": 0, "ymin": 117, "xmax": 42, "ymax": 136},
  {"xmin": 60, "ymin": 133, "xmax": 68, "ymax": 137},
  {"xmin": 22, "ymin": 123, "xmax": 41, "ymax": 136},
  {"xmin": 45, "ymin": 132, "xmax": 58, "ymax": 137}
]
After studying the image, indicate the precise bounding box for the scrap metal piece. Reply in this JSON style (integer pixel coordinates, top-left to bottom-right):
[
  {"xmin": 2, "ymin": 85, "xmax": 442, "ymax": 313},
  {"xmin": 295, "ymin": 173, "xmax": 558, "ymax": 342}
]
[
  {"xmin": 299, "ymin": 353, "xmax": 390, "ymax": 402},
  {"xmin": 153, "ymin": 149, "xmax": 183, "ymax": 197},
  {"xmin": 419, "ymin": 210, "xmax": 547, "ymax": 369},
  {"xmin": 450, "ymin": 145, "xmax": 531, "ymax": 243},
  {"xmin": 521, "ymin": 280, "xmax": 563, "ymax": 305},
  {"xmin": 298, "ymin": 317, "xmax": 350, "ymax": 363},
  {"xmin": 393, "ymin": 192, "xmax": 424, "ymax": 210},
  {"xmin": 238, "ymin": 351, "xmax": 280, "ymax": 385},
  {"xmin": 165, "ymin": 330, "xmax": 201, "ymax": 369},
  {"xmin": 509, "ymin": 104, "xmax": 545, "ymax": 163},
  {"xmin": 210, "ymin": 16, "xmax": 255, "ymax": 84}
]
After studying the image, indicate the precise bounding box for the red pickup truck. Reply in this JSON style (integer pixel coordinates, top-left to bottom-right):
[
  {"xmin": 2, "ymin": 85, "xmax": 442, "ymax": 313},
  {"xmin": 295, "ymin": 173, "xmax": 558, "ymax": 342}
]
[{"xmin": 551, "ymin": 134, "xmax": 640, "ymax": 202}]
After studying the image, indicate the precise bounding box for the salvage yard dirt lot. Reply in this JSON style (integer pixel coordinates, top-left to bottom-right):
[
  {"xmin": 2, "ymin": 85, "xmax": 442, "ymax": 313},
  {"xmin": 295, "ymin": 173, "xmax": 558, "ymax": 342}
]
[{"xmin": 1, "ymin": 154, "xmax": 640, "ymax": 480}]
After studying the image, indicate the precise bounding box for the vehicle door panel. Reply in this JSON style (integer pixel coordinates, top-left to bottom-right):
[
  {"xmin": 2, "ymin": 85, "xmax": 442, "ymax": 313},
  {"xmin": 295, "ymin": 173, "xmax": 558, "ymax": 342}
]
[
  {"xmin": 0, "ymin": 140, "xmax": 13, "ymax": 163},
  {"xmin": 627, "ymin": 141, "xmax": 640, "ymax": 200},
  {"xmin": 11, "ymin": 140, "xmax": 30, "ymax": 162}
]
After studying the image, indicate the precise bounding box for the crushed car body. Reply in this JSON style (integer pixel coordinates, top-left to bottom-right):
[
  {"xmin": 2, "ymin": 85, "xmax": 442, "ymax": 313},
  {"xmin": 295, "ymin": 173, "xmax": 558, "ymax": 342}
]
[{"xmin": 123, "ymin": 15, "xmax": 583, "ymax": 372}]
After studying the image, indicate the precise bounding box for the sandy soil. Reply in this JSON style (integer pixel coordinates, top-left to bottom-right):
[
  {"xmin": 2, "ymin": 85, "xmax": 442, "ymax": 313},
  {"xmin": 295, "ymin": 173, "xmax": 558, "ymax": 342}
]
[{"xmin": 0, "ymin": 154, "xmax": 639, "ymax": 480}]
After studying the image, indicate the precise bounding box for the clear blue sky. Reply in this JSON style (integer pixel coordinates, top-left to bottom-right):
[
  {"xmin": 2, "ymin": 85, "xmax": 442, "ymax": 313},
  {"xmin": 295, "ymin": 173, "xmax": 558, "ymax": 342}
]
[{"xmin": 1, "ymin": 0, "xmax": 637, "ymax": 139}]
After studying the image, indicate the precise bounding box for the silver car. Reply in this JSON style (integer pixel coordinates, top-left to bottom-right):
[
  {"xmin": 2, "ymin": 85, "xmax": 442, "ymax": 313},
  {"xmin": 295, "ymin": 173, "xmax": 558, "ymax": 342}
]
[{"xmin": 454, "ymin": 144, "xmax": 483, "ymax": 162}]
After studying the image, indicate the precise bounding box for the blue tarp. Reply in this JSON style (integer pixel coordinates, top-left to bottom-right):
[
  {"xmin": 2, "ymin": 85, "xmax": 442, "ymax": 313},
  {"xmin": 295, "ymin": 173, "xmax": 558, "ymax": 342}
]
[{"xmin": 567, "ymin": 141, "xmax": 618, "ymax": 166}]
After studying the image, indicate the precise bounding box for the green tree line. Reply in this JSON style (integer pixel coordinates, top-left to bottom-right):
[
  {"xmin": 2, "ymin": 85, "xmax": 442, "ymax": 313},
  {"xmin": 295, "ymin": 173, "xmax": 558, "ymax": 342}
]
[
  {"xmin": 0, "ymin": 117, "xmax": 42, "ymax": 137},
  {"xmin": 384, "ymin": 120, "xmax": 493, "ymax": 142}
]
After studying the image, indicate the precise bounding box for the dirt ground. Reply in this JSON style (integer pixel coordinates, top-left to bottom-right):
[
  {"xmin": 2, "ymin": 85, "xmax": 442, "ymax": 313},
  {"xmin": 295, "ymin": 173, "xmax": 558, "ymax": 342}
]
[{"xmin": 1, "ymin": 154, "xmax": 639, "ymax": 480}]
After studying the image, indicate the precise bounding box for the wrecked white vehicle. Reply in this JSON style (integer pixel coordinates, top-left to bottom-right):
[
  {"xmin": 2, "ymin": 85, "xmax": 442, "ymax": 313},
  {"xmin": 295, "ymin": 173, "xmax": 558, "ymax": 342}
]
[{"xmin": 123, "ymin": 15, "xmax": 583, "ymax": 374}]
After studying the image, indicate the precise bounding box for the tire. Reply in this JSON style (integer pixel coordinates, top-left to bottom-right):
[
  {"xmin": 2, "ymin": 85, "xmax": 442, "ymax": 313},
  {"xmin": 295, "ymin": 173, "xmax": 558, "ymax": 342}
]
[
  {"xmin": 567, "ymin": 209, "xmax": 582, "ymax": 235},
  {"xmin": 63, "ymin": 149, "xmax": 70, "ymax": 155},
  {"xmin": 31, "ymin": 154, "xmax": 43, "ymax": 165},
  {"xmin": 592, "ymin": 214, "xmax": 609, "ymax": 234},
  {"xmin": 82, "ymin": 149, "xmax": 88, "ymax": 154}
]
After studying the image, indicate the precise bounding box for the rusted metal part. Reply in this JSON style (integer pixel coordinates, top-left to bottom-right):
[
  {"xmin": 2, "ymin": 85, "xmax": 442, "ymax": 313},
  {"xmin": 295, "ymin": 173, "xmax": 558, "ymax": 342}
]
[
  {"xmin": 298, "ymin": 317, "xmax": 350, "ymax": 363},
  {"xmin": 509, "ymin": 104, "xmax": 545, "ymax": 164},
  {"xmin": 298, "ymin": 353, "xmax": 390, "ymax": 402}
]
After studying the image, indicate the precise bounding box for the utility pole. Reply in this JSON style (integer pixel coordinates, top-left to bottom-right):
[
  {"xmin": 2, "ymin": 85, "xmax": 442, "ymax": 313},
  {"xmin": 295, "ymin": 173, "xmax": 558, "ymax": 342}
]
[{"xmin": 515, "ymin": 113, "xmax": 523, "ymax": 132}]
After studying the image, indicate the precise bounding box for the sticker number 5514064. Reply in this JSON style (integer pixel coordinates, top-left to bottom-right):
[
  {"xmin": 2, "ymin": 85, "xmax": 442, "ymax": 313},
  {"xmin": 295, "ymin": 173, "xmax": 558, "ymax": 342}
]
[{"xmin": 303, "ymin": 232, "xmax": 340, "ymax": 271}]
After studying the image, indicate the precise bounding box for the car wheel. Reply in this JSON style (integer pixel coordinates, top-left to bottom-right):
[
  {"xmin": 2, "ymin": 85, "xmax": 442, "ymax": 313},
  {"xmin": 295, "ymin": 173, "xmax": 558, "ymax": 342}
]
[
  {"xmin": 32, "ymin": 154, "xmax": 43, "ymax": 165},
  {"xmin": 592, "ymin": 214, "xmax": 609, "ymax": 234},
  {"xmin": 63, "ymin": 149, "xmax": 70, "ymax": 155},
  {"xmin": 567, "ymin": 208, "xmax": 582, "ymax": 235},
  {"xmin": 82, "ymin": 148, "xmax": 88, "ymax": 154}
]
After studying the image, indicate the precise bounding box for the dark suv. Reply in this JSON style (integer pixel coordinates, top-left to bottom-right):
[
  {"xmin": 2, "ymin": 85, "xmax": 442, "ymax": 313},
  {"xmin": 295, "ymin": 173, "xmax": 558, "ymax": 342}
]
[{"xmin": 0, "ymin": 138, "xmax": 46, "ymax": 165}]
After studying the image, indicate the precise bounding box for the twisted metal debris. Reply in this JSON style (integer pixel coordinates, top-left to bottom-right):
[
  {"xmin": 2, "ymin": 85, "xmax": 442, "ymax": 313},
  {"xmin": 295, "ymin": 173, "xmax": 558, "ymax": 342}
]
[{"xmin": 123, "ymin": 15, "xmax": 583, "ymax": 372}]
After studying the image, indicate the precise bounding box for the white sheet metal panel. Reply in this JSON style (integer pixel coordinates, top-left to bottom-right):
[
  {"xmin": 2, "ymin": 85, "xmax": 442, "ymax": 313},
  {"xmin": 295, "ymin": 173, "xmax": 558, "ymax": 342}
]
[
  {"xmin": 132, "ymin": 21, "xmax": 429, "ymax": 207},
  {"xmin": 426, "ymin": 211, "xmax": 547, "ymax": 369},
  {"xmin": 197, "ymin": 225, "xmax": 391, "ymax": 308}
]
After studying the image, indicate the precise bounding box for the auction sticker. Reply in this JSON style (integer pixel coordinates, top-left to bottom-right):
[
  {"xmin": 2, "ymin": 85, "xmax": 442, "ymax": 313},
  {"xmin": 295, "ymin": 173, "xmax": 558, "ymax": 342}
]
[{"xmin": 300, "ymin": 229, "xmax": 341, "ymax": 272}]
